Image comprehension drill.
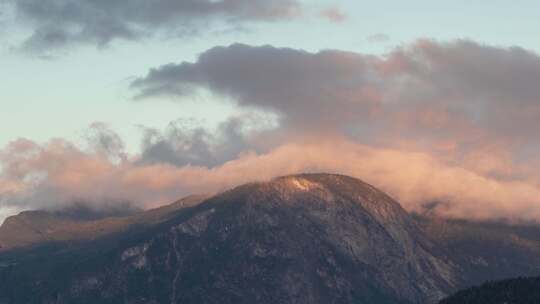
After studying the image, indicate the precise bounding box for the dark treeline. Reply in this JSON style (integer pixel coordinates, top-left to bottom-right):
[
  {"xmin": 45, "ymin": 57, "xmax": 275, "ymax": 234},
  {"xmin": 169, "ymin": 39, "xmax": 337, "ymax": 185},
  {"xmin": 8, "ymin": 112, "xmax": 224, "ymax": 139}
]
[{"xmin": 441, "ymin": 276, "xmax": 540, "ymax": 304}]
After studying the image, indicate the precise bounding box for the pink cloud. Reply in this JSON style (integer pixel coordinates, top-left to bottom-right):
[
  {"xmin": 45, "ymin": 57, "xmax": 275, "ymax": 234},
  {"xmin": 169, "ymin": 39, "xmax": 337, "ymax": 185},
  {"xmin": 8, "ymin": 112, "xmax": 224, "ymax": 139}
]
[
  {"xmin": 3, "ymin": 136, "xmax": 540, "ymax": 223},
  {"xmin": 320, "ymin": 7, "xmax": 347, "ymax": 23}
]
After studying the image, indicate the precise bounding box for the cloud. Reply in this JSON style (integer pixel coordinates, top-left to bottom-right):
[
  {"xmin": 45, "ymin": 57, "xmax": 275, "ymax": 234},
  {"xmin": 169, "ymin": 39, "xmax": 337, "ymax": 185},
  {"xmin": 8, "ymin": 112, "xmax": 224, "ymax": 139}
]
[
  {"xmin": 7, "ymin": 0, "xmax": 302, "ymax": 54},
  {"xmin": 0, "ymin": 119, "xmax": 268, "ymax": 217},
  {"xmin": 83, "ymin": 122, "xmax": 127, "ymax": 163},
  {"xmin": 320, "ymin": 7, "xmax": 347, "ymax": 23},
  {"xmin": 127, "ymin": 39, "xmax": 540, "ymax": 222},
  {"xmin": 3, "ymin": 134, "xmax": 540, "ymax": 224},
  {"xmin": 131, "ymin": 44, "xmax": 381, "ymax": 135},
  {"xmin": 4, "ymin": 39, "xmax": 540, "ymax": 224},
  {"xmin": 137, "ymin": 114, "xmax": 272, "ymax": 167},
  {"xmin": 132, "ymin": 40, "xmax": 540, "ymax": 162}
]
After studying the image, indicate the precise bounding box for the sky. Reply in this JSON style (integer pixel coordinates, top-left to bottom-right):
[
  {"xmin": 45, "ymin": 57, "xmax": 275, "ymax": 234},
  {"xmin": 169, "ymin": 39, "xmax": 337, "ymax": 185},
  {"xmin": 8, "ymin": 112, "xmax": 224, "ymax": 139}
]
[{"xmin": 2, "ymin": 0, "xmax": 540, "ymax": 223}]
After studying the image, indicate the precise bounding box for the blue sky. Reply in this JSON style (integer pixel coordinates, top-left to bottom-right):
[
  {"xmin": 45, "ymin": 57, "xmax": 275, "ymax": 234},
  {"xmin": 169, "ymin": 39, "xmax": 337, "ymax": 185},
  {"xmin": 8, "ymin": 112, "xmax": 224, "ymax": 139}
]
[{"xmin": 2, "ymin": 0, "xmax": 540, "ymax": 152}]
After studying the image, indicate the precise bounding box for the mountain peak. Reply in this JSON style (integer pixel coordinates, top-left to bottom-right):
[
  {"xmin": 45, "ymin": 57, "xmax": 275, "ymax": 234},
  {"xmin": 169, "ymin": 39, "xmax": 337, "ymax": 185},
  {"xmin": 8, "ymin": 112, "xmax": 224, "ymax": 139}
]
[
  {"xmin": 188, "ymin": 172, "xmax": 456, "ymax": 303},
  {"xmin": 270, "ymin": 173, "xmax": 388, "ymax": 198},
  {"xmin": 278, "ymin": 175, "xmax": 322, "ymax": 192},
  {"xmin": 232, "ymin": 173, "xmax": 409, "ymax": 226}
]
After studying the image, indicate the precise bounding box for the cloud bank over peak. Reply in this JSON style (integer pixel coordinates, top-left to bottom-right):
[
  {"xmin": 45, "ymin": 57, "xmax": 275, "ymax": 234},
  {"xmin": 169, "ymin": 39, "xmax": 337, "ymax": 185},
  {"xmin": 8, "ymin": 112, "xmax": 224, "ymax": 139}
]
[
  {"xmin": 129, "ymin": 39, "xmax": 540, "ymax": 222},
  {"xmin": 3, "ymin": 132, "xmax": 540, "ymax": 224},
  {"xmin": 4, "ymin": 39, "xmax": 540, "ymax": 224}
]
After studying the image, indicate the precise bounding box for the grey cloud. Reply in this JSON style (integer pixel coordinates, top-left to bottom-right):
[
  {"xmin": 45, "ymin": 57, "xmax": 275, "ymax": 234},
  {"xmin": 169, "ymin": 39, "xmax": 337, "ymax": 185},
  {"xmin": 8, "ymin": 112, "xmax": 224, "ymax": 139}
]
[
  {"xmin": 132, "ymin": 43, "xmax": 381, "ymax": 133},
  {"xmin": 131, "ymin": 40, "xmax": 540, "ymax": 163},
  {"xmin": 9, "ymin": 0, "xmax": 302, "ymax": 53},
  {"xmin": 84, "ymin": 122, "xmax": 127, "ymax": 163},
  {"xmin": 138, "ymin": 115, "xmax": 260, "ymax": 168},
  {"xmin": 380, "ymin": 40, "xmax": 540, "ymax": 145},
  {"xmin": 0, "ymin": 115, "xmax": 273, "ymax": 218}
]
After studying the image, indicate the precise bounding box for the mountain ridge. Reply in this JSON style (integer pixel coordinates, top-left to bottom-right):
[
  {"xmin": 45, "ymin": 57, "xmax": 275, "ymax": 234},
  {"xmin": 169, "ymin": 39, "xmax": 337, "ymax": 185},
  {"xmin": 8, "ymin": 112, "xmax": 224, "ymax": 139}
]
[{"xmin": 0, "ymin": 194, "xmax": 208, "ymax": 251}]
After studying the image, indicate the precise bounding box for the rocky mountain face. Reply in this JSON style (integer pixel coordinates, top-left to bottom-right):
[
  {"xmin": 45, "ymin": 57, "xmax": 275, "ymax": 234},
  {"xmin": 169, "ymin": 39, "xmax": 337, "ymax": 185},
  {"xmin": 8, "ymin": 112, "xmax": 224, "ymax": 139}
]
[
  {"xmin": 0, "ymin": 195, "xmax": 207, "ymax": 251},
  {"xmin": 1, "ymin": 173, "xmax": 540, "ymax": 304},
  {"xmin": 417, "ymin": 216, "xmax": 540, "ymax": 285}
]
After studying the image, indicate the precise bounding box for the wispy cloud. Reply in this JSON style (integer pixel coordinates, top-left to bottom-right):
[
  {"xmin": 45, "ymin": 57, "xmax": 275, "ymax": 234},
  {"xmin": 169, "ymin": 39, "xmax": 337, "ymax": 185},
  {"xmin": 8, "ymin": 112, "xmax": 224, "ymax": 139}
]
[
  {"xmin": 3, "ymin": 135, "xmax": 540, "ymax": 223},
  {"xmin": 7, "ymin": 0, "xmax": 303, "ymax": 55},
  {"xmin": 320, "ymin": 7, "xmax": 347, "ymax": 23}
]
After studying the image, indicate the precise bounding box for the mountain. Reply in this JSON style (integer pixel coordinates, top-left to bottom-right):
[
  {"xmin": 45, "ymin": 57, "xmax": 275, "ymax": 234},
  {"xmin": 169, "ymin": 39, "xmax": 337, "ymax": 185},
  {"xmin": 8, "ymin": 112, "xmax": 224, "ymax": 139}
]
[
  {"xmin": 0, "ymin": 195, "xmax": 207, "ymax": 251},
  {"xmin": 417, "ymin": 215, "xmax": 540, "ymax": 284},
  {"xmin": 440, "ymin": 276, "xmax": 540, "ymax": 304},
  {"xmin": 1, "ymin": 173, "xmax": 540, "ymax": 304},
  {"xmin": 0, "ymin": 174, "xmax": 459, "ymax": 304}
]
